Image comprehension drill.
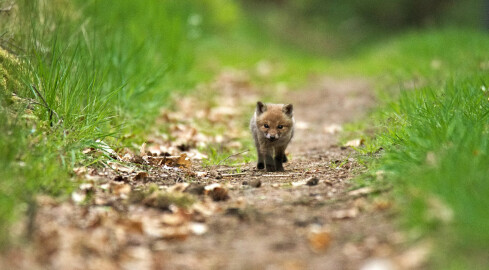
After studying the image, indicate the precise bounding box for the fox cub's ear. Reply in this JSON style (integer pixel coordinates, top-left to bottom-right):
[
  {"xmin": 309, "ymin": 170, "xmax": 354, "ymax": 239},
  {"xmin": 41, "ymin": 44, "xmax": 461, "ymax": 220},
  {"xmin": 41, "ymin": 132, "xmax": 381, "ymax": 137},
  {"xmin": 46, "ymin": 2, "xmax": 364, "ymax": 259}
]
[
  {"xmin": 283, "ymin": 104, "xmax": 293, "ymax": 117},
  {"xmin": 256, "ymin": 101, "xmax": 267, "ymax": 115}
]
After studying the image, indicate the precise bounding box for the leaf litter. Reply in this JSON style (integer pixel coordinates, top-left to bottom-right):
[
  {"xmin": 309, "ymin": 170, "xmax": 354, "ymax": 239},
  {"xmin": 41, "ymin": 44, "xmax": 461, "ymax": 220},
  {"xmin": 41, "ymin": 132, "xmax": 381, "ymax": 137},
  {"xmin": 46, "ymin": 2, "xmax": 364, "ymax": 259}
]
[{"xmin": 1, "ymin": 73, "xmax": 418, "ymax": 269}]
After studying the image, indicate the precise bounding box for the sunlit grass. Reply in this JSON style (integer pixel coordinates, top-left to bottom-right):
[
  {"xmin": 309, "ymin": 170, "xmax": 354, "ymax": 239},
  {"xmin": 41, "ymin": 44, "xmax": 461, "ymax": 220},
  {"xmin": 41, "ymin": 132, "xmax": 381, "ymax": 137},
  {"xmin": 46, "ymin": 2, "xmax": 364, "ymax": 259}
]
[
  {"xmin": 0, "ymin": 0, "xmax": 200, "ymax": 246},
  {"xmin": 344, "ymin": 29, "xmax": 489, "ymax": 269}
]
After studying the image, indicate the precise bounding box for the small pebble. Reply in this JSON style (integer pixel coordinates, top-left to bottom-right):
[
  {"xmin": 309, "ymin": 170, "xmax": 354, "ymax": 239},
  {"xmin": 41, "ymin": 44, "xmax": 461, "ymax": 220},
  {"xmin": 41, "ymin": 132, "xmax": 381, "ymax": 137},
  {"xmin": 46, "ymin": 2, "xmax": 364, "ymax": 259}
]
[
  {"xmin": 306, "ymin": 177, "xmax": 319, "ymax": 186},
  {"xmin": 250, "ymin": 179, "xmax": 262, "ymax": 188}
]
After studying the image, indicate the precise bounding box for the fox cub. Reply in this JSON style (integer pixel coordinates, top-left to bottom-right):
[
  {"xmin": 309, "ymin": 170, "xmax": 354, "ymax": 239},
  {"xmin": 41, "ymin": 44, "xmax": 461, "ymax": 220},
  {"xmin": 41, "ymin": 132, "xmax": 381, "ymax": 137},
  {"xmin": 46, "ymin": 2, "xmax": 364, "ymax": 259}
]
[{"xmin": 250, "ymin": 101, "xmax": 294, "ymax": 172}]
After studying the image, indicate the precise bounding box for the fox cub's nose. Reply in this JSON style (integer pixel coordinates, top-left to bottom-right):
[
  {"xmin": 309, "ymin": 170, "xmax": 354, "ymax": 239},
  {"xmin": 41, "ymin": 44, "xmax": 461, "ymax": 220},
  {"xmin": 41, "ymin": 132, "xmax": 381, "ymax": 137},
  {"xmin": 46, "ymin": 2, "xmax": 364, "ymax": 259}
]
[{"xmin": 268, "ymin": 135, "xmax": 277, "ymax": 141}]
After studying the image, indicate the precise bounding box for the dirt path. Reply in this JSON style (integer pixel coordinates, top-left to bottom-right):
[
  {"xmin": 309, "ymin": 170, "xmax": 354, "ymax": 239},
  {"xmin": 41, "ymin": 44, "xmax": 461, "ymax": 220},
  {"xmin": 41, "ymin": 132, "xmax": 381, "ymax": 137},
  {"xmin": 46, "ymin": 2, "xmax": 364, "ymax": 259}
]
[
  {"xmin": 157, "ymin": 78, "xmax": 398, "ymax": 270},
  {"xmin": 1, "ymin": 76, "xmax": 405, "ymax": 270}
]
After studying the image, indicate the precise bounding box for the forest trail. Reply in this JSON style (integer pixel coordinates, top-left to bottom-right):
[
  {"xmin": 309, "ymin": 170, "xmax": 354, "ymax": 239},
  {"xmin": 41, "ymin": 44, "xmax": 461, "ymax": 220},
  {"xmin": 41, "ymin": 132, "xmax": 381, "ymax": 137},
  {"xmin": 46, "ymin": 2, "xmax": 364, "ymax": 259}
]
[
  {"xmin": 1, "ymin": 75, "xmax": 407, "ymax": 270},
  {"xmin": 160, "ymin": 78, "xmax": 401, "ymax": 270}
]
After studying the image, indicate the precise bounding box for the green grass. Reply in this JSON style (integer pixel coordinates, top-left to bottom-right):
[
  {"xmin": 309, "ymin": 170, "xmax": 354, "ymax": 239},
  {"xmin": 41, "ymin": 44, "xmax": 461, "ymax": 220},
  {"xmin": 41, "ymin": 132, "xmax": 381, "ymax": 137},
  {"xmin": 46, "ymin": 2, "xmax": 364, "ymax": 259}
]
[
  {"xmin": 341, "ymin": 29, "xmax": 489, "ymax": 269},
  {"xmin": 0, "ymin": 0, "xmax": 214, "ymax": 246}
]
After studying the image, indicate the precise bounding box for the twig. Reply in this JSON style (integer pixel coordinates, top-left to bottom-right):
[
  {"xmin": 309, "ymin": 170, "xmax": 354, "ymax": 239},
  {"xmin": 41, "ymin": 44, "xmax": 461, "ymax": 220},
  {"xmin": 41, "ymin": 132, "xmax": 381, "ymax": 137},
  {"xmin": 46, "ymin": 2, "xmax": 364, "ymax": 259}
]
[
  {"xmin": 221, "ymin": 173, "xmax": 247, "ymax": 177},
  {"xmin": 31, "ymin": 84, "xmax": 60, "ymax": 127},
  {"xmin": 217, "ymin": 149, "xmax": 249, "ymax": 166}
]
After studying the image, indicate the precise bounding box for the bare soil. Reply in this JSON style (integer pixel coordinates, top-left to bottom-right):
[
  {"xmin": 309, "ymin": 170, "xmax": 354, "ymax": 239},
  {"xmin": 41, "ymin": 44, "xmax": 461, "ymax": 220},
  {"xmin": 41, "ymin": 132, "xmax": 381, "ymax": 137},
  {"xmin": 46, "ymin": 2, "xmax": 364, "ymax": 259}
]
[{"xmin": 1, "ymin": 77, "xmax": 407, "ymax": 270}]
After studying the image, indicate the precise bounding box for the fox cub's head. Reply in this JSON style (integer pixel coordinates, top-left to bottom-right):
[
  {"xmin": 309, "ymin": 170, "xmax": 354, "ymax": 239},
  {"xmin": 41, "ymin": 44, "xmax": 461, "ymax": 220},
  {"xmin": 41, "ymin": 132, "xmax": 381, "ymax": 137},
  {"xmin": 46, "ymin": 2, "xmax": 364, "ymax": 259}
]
[{"xmin": 255, "ymin": 101, "xmax": 294, "ymax": 142}]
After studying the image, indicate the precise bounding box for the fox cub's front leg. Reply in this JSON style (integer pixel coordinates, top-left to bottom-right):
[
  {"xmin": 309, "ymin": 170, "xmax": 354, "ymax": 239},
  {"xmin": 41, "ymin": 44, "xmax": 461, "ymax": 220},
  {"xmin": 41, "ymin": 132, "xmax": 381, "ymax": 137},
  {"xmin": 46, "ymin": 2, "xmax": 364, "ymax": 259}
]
[
  {"xmin": 257, "ymin": 151, "xmax": 265, "ymax": 169},
  {"xmin": 274, "ymin": 148, "xmax": 286, "ymax": 172},
  {"xmin": 265, "ymin": 151, "xmax": 276, "ymax": 172}
]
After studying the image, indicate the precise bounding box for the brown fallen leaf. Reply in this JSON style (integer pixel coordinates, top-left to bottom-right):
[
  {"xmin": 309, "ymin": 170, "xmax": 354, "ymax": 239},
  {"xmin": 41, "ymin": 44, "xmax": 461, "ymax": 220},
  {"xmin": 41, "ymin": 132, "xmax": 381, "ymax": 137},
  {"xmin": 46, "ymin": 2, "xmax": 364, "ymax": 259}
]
[
  {"xmin": 176, "ymin": 153, "xmax": 191, "ymax": 168},
  {"xmin": 118, "ymin": 218, "xmax": 144, "ymax": 235},
  {"xmin": 144, "ymin": 153, "xmax": 191, "ymax": 169},
  {"xmin": 134, "ymin": 171, "xmax": 148, "ymax": 181},
  {"xmin": 111, "ymin": 182, "xmax": 131, "ymax": 197},
  {"xmin": 205, "ymin": 183, "xmax": 229, "ymax": 201},
  {"xmin": 307, "ymin": 225, "xmax": 332, "ymax": 253},
  {"xmin": 161, "ymin": 213, "xmax": 187, "ymax": 226},
  {"xmin": 373, "ymin": 198, "xmax": 392, "ymax": 211},
  {"xmin": 195, "ymin": 171, "xmax": 207, "ymax": 177}
]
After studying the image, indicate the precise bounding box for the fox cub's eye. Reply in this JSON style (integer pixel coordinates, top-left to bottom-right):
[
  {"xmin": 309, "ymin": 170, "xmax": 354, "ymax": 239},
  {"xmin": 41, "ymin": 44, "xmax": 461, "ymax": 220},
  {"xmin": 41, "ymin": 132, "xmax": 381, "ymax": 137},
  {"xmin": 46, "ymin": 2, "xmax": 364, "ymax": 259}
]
[
  {"xmin": 277, "ymin": 125, "xmax": 283, "ymax": 129},
  {"xmin": 264, "ymin": 124, "xmax": 270, "ymax": 128}
]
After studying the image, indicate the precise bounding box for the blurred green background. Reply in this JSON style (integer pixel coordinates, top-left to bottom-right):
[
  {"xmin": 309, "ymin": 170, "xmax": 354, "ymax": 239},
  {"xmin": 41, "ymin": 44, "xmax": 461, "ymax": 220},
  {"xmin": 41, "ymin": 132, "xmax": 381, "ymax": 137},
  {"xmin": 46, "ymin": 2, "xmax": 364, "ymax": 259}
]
[{"xmin": 240, "ymin": 0, "xmax": 485, "ymax": 54}]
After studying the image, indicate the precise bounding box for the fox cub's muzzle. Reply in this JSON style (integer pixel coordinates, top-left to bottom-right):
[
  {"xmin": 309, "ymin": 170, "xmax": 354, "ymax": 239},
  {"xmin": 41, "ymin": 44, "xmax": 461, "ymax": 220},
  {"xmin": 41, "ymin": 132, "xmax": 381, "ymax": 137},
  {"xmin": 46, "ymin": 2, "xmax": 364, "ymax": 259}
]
[{"xmin": 266, "ymin": 133, "xmax": 279, "ymax": 142}]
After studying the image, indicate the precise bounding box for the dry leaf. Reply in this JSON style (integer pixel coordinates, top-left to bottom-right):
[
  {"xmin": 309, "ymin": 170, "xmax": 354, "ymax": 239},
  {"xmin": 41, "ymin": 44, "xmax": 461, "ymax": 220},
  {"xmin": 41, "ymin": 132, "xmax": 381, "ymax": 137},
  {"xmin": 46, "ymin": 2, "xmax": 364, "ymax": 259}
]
[
  {"xmin": 348, "ymin": 187, "xmax": 374, "ymax": 197},
  {"xmin": 139, "ymin": 142, "xmax": 147, "ymax": 156},
  {"xmin": 332, "ymin": 207, "xmax": 359, "ymax": 219},
  {"xmin": 134, "ymin": 171, "xmax": 148, "ymax": 181},
  {"xmin": 161, "ymin": 213, "xmax": 187, "ymax": 226},
  {"xmin": 176, "ymin": 153, "xmax": 191, "ymax": 168},
  {"xmin": 205, "ymin": 183, "xmax": 229, "ymax": 201},
  {"xmin": 168, "ymin": 183, "xmax": 190, "ymax": 193},
  {"xmin": 118, "ymin": 218, "xmax": 144, "ymax": 235},
  {"xmin": 111, "ymin": 183, "xmax": 131, "ymax": 197},
  {"xmin": 195, "ymin": 171, "xmax": 207, "ymax": 177},
  {"xmin": 345, "ymin": 138, "xmax": 364, "ymax": 147},
  {"xmin": 121, "ymin": 153, "xmax": 134, "ymax": 162},
  {"xmin": 307, "ymin": 225, "xmax": 332, "ymax": 253},
  {"xmin": 82, "ymin": 148, "xmax": 93, "ymax": 154},
  {"xmin": 73, "ymin": 167, "xmax": 87, "ymax": 176},
  {"xmin": 107, "ymin": 161, "xmax": 134, "ymax": 173},
  {"xmin": 373, "ymin": 198, "xmax": 392, "ymax": 211}
]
